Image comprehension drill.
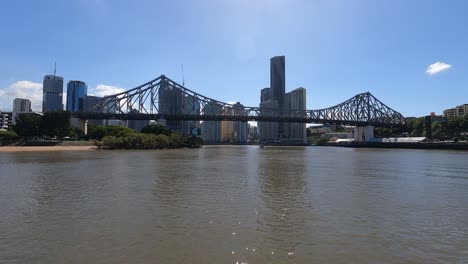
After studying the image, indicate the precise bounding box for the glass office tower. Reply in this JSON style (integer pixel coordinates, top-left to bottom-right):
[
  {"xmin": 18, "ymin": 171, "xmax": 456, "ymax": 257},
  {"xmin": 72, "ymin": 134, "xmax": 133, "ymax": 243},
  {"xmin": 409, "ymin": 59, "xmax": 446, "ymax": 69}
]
[
  {"xmin": 66, "ymin": 80, "xmax": 88, "ymax": 112},
  {"xmin": 43, "ymin": 75, "xmax": 64, "ymax": 112}
]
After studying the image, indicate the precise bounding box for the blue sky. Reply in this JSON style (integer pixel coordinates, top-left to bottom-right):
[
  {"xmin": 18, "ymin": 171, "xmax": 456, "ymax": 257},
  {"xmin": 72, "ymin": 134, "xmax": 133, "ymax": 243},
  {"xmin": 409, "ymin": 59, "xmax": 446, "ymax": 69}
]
[{"xmin": 1, "ymin": 0, "xmax": 467, "ymax": 117}]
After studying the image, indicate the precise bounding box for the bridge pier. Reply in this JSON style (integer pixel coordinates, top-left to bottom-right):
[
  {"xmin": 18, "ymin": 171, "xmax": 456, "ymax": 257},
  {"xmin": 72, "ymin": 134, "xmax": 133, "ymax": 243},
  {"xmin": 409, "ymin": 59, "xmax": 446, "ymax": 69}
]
[
  {"xmin": 79, "ymin": 119, "xmax": 88, "ymax": 136},
  {"xmin": 353, "ymin": 126, "xmax": 374, "ymax": 143},
  {"xmin": 71, "ymin": 118, "xmax": 88, "ymax": 135}
]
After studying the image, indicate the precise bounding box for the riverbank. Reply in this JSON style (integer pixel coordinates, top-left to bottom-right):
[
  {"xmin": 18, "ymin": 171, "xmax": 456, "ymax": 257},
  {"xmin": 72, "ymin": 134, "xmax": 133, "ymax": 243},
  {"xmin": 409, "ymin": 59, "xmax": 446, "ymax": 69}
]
[
  {"xmin": 0, "ymin": 146, "xmax": 97, "ymax": 152},
  {"xmin": 323, "ymin": 142, "xmax": 468, "ymax": 150}
]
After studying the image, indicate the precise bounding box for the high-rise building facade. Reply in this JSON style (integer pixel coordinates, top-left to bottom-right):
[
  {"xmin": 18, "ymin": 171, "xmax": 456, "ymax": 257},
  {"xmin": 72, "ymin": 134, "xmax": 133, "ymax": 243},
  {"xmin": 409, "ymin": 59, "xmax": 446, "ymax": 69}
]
[
  {"xmin": 248, "ymin": 124, "xmax": 258, "ymax": 140},
  {"xmin": 84, "ymin": 95, "xmax": 104, "ymax": 126},
  {"xmin": 127, "ymin": 108, "xmax": 148, "ymax": 132},
  {"xmin": 233, "ymin": 102, "xmax": 248, "ymax": 143},
  {"xmin": 67, "ymin": 80, "xmax": 88, "ymax": 112},
  {"xmin": 259, "ymin": 100, "xmax": 279, "ymax": 143},
  {"xmin": 286, "ymin": 88, "xmax": 307, "ymax": 143},
  {"xmin": 158, "ymin": 85, "xmax": 184, "ymax": 132},
  {"xmin": 12, "ymin": 98, "xmax": 32, "ymax": 125},
  {"xmin": 270, "ymin": 56, "xmax": 285, "ymax": 107},
  {"xmin": 181, "ymin": 95, "xmax": 201, "ymax": 135},
  {"xmin": 260, "ymin": 87, "xmax": 273, "ymax": 102},
  {"xmin": 221, "ymin": 107, "xmax": 235, "ymax": 142},
  {"xmin": 43, "ymin": 75, "xmax": 64, "ymax": 112},
  {"xmin": 201, "ymin": 101, "xmax": 222, "ymax": 143},
  {"xmin": 270, "ymin": 56, "xmax": 286, "ymax": 136},
  {"xmin": 84, "ymin": 95, "xmax": 102, "ymax": 112},
  {"xmin": 259, "ymin": 56, "xmax": 308, "ymax": 144}
]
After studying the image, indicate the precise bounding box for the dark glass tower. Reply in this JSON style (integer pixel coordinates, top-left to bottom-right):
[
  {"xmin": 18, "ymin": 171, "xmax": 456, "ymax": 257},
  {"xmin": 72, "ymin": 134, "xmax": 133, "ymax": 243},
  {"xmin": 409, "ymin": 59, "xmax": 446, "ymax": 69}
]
[
  {"xmin": 270, "ymin": 56, "xmax": 286, "ymax": 135},
  {"xmin": 270, "ymin": 56, "xmax": 285, "ymax": 108},
  {"xmin": 66, "ymin": 80, "xmax": 88, "ymax": 112}
]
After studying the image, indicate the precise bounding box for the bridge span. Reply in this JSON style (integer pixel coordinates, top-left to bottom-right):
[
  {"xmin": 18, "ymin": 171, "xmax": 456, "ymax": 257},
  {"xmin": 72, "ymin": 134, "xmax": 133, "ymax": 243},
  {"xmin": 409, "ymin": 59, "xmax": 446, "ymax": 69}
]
[{"xmin": 74, "ymin": 75, "xmax": 405, "ymax": 127}]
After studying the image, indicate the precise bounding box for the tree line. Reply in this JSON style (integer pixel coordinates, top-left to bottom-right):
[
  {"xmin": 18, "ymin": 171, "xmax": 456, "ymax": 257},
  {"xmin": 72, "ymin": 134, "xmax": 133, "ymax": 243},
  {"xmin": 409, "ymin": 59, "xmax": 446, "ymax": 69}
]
[
  {"xmin": 375, "ymin": 114, "xmax": 468, "ymax": 141},
  {"xmin": 0, "ymin": 111, "xmax": 204, "ymax": 149},
  {"xmin": 91, "ymin": 125, "xmax": 203, "ymax": 149},
  {"xmin": 12, "ymin": 111, "xmax": 73, "ymax": 139}
]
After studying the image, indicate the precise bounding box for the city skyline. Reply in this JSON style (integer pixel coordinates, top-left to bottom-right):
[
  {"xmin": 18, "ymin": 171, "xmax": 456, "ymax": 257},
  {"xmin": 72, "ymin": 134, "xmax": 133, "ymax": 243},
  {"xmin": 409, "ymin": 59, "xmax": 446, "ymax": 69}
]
[{"xmin": 1, "ymin": 0, "xmax": 468, "ymax": 116}]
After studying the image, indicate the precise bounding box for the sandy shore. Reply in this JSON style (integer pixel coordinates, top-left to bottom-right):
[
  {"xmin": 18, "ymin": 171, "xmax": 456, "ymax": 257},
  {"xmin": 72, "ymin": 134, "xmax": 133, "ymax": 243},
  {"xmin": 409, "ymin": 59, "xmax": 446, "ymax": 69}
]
[{"xmin": 0, "ymin": 146, "xmax": 97, "ymax": 152}]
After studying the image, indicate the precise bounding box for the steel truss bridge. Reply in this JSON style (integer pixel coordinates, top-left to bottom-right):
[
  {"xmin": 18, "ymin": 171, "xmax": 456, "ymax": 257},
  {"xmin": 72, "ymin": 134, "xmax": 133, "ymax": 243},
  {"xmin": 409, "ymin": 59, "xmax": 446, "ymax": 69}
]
[{"xmin": 75, "ymin": 75, "xmax": 405, "ymax": 127}]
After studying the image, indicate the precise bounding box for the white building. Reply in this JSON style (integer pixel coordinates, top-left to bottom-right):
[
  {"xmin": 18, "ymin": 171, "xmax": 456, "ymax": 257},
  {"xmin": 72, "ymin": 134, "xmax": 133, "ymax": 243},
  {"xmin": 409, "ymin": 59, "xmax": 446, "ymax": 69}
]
[
  {"xmin": 443, "ymin": 104, "xmax": 468, "ymax": 118},
  {"xmin": 0, "ymin": 112, "xmax": 13, "ymax": 130},
  {"xmin": 285, "ymin": 87, "xmax": 307, "ymax": 143}
]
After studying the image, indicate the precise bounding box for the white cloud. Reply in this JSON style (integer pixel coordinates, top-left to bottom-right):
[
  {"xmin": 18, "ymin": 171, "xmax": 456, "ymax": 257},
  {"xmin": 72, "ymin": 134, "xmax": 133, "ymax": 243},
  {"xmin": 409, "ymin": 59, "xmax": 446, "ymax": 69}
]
[
  {"xmin": 0, "ymin": 81, "xmax": 43, "ymax": 111},
  {"xmin": 426, "ymin": 62, "xmax": 452, "ymax": 75},
  {"xmin": 91, "ymin": 84, "xmax": 125, "ymax": 97}
]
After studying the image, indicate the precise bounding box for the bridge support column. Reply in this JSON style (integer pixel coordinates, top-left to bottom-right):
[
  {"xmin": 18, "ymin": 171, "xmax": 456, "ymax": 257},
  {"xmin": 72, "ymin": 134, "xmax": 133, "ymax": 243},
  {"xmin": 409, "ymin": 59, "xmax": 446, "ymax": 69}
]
[
  {"xmin": 82, "ymin": 119, "xmax": 88, "ymax": 135},
  {"xmin": 353, "ymin": 126, "xmax": 374, "ymax": 143}
]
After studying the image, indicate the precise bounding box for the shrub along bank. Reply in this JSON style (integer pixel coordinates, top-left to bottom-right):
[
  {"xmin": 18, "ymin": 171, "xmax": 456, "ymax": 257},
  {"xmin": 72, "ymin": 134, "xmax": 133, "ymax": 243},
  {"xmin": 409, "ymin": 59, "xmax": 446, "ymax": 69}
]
[{"xmin": 94, "ymin": 125, "xmax": 203, "ymax": 149}]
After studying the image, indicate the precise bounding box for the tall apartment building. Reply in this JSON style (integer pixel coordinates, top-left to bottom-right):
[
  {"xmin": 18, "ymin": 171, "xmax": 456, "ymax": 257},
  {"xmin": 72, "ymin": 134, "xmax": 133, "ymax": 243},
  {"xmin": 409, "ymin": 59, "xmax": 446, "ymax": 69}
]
[
  {"xmin": 66, "ymin": 80, "xmax": 88, "ymax": 112},
  {"xmin": 201, "ymin": 101, "xmax": 222, "ymax": 143},
  {"xmin": 12, "ymin": 98, "xmax": 32, "ymax": 125},
  {"xmin": 221, "ymin": 107, "xmax": 235, "ymax": 142},
  {"xmin": 259, "ymin": 100, "xmax": 279, "ymax": 142},
  {"xmin": 43, "ymin": 75, "xmax": 64, "ymax": 112},
  {"xmin": 233, "ymin": 102, "xmax": 248, "ymax": 143},
  {"xmin": 260, "ymin": 87, "xmax": 273, "ymax": 102},
  {"xmin": 181, "ymin": 95, "xmax": 200, "ymax": 135},
  {"xmin": 286, "ymin": 88, "xmax": 307, "ymax": 143},
  {"xmin": 158, "ymin": 86, "xmax": 184, "ymax": 132}
]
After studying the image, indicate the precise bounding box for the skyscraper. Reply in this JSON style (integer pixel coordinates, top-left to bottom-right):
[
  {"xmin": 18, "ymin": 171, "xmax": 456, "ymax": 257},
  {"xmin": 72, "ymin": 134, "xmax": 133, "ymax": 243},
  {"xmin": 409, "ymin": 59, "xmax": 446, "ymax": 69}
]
[
  {"xmin": 158, "ymin": 85, "xmax": 184, "ymax": 132},
  {"xmin": 181, "ymin": 95, "xmax": 201, "ymax": 135},
  {"xmin": 66, "ymin": 80, "xmax": 88, "ymax": 112},
  {"xmin": 286, "ymin": 88, "xmax": 307, "ymax": 143},
  {"xmin": 43, "ymin": 75, "xmax": 64, "ymax": 112},
  {"xmin": 259, "ymin": 56, "xmax": 308, "ymax": 144},
  {"xmin": 270, "ymin": 56, "xmax": 286, "ymax": 136},
  {"xmin": 260, "ymin": 87, "xmax": 273, "ymax": 102},
  {"xmin": 259, "ymin": 100, "xmax": 279, "ymax": 143},
  {"xmin": 233, "ymin": 102, "xmax": 248, "ymax": 143},
  {"xmin": 270, "ymin": 56, "xmax": 285, "ymax": 108},
  {"xmin": 12, "ymin": 98, "xmax": 32, "ymax": 125},
  {"xmin": 221, "ymin": 107, "xmax": 235, "ymax": 142},
  {"xmin": 201, "ymin": 101, "xmax": 222, "ymax": 143}
]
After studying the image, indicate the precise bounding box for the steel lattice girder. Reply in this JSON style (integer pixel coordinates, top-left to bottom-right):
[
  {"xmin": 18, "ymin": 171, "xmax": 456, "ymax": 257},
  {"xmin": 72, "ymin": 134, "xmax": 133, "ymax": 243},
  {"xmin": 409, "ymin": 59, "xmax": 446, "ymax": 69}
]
[{"xmin": 79, "ymin": 75, "xmax": 405, "ymax": 127}]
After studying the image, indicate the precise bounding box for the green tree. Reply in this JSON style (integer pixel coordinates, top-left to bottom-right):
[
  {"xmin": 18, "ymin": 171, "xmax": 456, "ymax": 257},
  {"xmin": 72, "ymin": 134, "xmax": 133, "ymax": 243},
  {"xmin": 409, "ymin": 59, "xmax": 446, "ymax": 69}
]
[
  {"xmin": 13, "ymin": 113, "xmax": 42, "ymax": 138},
  {"xmin": 183, "ymin": 136, "xmax": 204, "ymax": 148},
  {"xmin": 87, "ymin": 125, "xmax": 135, "ymax": 140},
  {"xmin": 0, "ymin": 131, "xmax": 19, "ymax": 141},
  {"xmin": 41, "ymin": 111, "xmax": 72, "ymax": 138},
  {"xmin": 141, "ymin": 125, "xmax": 174, "ymax": 136}
]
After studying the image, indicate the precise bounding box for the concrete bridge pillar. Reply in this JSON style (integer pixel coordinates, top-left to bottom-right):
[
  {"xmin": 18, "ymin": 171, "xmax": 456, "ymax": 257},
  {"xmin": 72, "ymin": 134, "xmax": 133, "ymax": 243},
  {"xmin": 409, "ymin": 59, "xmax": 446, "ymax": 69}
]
[
  {"xmin": 71, "ymin": 118, "xmax": 88, "ymax": 135},
  {"xmin": 353, "ymin": 126, "xmax": 374, "ymax": 143},
  {"xmin": 80, "ymin": 119, "xmax": 88, "ymax": 135}
]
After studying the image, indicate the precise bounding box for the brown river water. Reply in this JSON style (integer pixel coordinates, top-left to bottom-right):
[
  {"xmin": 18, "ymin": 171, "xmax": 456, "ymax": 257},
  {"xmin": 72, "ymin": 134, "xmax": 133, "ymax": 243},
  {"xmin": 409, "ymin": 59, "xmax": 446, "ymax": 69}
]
[{"xmin": 0, "ymin": 146, "xmax": 467, "ymax": 263}]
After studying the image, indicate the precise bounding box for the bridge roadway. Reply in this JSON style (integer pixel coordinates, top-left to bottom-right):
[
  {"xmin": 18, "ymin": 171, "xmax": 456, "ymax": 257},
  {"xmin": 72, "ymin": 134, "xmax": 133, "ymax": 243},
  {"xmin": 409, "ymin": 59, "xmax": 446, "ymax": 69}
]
[{"xmin": 74, "ymin": 112, "xmax": 402, "ymax": 127}]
